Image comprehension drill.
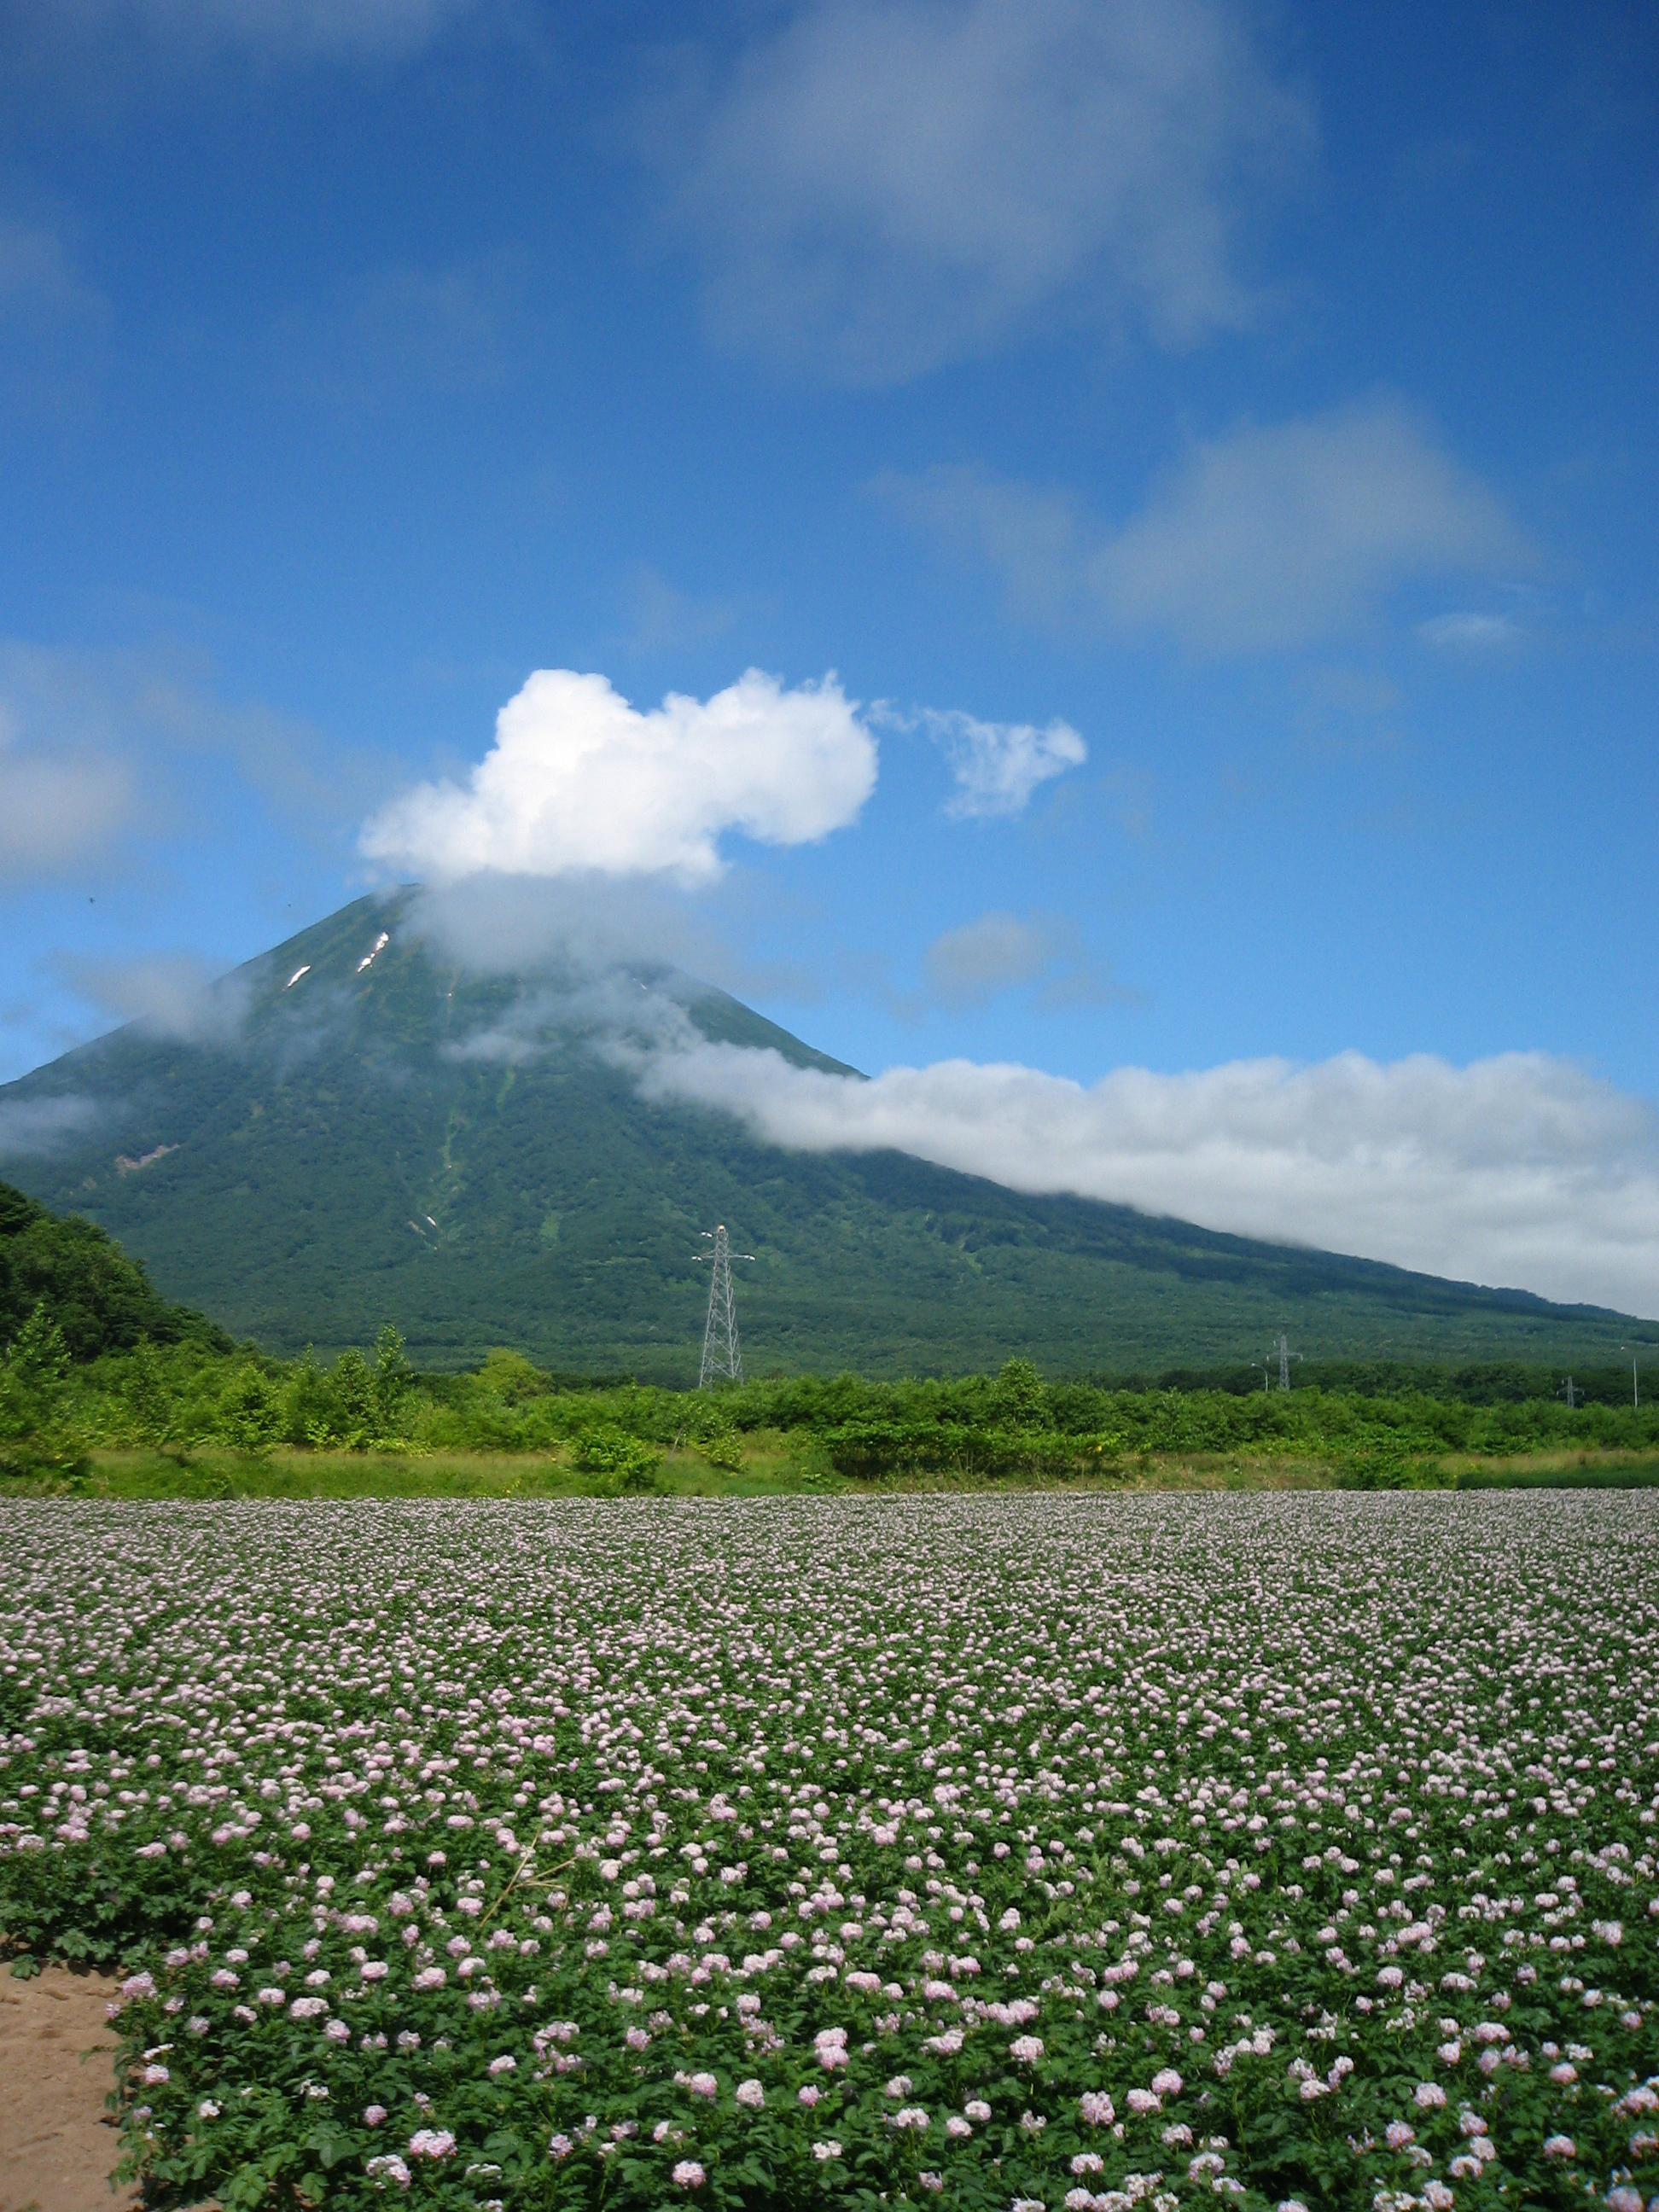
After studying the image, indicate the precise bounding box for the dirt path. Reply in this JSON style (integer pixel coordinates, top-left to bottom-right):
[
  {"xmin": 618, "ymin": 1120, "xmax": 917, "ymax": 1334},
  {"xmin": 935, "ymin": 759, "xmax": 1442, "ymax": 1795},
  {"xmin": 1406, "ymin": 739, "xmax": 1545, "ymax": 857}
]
[{"xmin": 0, "ymin": 1965, "xmax": 136, "ymax": 2212}]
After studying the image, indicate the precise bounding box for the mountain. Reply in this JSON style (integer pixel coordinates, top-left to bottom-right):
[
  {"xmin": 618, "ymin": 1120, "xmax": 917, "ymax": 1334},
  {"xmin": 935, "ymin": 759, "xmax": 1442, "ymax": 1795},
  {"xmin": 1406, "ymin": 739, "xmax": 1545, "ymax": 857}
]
[{"xmin": 0, "ymin": 891, "xmax": 1644, "ymax": 1379}]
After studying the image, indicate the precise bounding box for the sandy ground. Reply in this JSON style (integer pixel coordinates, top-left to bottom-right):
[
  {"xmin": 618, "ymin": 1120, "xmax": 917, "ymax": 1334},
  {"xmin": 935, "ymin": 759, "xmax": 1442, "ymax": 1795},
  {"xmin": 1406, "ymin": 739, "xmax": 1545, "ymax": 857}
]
[{"xmin": 0, "ymin": 1965, "xmax": 136, "ymax": 2212}]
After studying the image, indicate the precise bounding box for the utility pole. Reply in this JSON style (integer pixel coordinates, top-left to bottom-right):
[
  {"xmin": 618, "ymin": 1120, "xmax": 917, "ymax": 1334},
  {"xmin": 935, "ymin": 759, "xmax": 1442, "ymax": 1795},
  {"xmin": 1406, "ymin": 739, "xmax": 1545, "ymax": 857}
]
[
  {"xmin": 1621, "ymin": 1344, "xmax": 1641, "ymax": 1410},
  {"xmin": 696, "ymin": 1225, "xmax": 753, "ymax": 1388},
  {"xmin": 1562, "ymin": 1376, "xmax": 1580, "ymax": 1411}
]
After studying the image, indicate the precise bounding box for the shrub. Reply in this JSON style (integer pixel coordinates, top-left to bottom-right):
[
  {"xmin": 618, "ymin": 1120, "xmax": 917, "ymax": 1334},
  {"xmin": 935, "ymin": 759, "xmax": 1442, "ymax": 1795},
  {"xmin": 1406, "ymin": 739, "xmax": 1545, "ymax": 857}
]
[
  {"xmin": 572, "ymin": 1427, "xmax": 662, "ymax": 1489},
  {"xmin": 217, "ymin": 1366, "xmax": 284, "ymax": 1457}
]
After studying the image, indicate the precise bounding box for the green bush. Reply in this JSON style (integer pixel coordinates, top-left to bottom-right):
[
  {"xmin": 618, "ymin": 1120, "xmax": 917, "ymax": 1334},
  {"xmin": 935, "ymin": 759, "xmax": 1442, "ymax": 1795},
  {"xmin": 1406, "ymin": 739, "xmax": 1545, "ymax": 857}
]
[
  {"xmin": 217, "ymin": 1366, "xmax": 284, "ymax": 1457},
  {"xmin": 572, "ymin": 1427, "xmax": 663, "ymax": 1489}
]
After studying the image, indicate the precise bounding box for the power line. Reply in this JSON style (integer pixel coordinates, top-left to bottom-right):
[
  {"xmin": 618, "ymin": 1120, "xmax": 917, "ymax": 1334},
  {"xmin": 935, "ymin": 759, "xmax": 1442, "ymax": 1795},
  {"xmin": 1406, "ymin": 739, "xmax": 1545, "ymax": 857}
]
[{"xmin": 695, "ymin": 1225, "xmax": 753, "ymax": 1388}]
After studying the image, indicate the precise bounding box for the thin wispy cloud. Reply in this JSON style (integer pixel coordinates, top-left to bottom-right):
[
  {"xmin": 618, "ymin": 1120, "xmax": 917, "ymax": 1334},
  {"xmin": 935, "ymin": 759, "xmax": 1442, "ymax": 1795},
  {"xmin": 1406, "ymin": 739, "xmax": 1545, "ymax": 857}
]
[
  {"xmin": 920, "ymin": 911, "xmax": 1131, "ymax": 1012},
  {"xmin": 50, "ymin": 951, "xmax": 253, "ymax": 1045},
  {"xmin": 887, "ymin": 397, "xmax": 1534, "ymax": 653},
  {"xmin": 632, "ymin": 1036, "xmax": 1659, "ymax": 1317},
  {"xmin": 27, "ymin": 0, "xmax": 481, "ymax": 60},
  {"xmin": 0, "ymin": 212, "xmax": 110, "ymax": 410},
  {"xmin": 1417, "ymin": 611, "xmax": 1521, "ymax": 651},
  {"xmin": 0, "ymin": 215, "xmax": 105, "ymax": 323},
  {"xmin": 0, "ymin": 1094, "xmax": 102, "ymax": 1159},
  {"xmin": 875, "ymin": 701, "xmax": 1087, "ymax": 817},
  {"xmin": 660, "ymin": 0, "xmax": 1313, "ymax": 383},
  {"xmin": 275, "ymin": 251, "xmax": 530, "ymax": 410},
  {"xmin": 0, "ymin": 638, "xmax": 383, "ymax": 884},
  {"xmin": 0, "ymin": 643, "xmax": 145, "ymax": 881}
]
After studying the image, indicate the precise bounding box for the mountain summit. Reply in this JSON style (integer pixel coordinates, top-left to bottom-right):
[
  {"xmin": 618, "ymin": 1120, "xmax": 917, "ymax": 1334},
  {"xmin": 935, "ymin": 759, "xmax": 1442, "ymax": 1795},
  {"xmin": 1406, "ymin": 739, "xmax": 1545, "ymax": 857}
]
[{"xmin": 0, "ymin": 893, "xmax": 1639, "ymax": 1376}]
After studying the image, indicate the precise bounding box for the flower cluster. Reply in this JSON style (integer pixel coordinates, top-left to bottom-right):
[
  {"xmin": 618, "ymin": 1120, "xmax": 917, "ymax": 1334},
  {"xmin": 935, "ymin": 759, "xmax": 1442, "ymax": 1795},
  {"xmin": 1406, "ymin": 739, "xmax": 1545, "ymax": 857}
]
[{"xmin": 0, "ymin": 1493, "xmax": 1656, "ymax": 2210}]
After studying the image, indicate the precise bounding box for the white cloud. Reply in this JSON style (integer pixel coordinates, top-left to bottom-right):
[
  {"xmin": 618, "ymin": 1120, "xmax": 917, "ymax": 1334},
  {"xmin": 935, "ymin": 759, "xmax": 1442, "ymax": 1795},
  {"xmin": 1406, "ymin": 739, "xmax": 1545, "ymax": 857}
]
[
  {"xmin": 0, "ymin": 1094, "xmax": 102, "ymax": 1158},
  {"xmin": 410, "ymin": 876, "xmax": 818, "ymax": 1007},
  {"xmin": 632, "ymin": 1038, "xmax": 1659, "ymax": 1317},
  {"xmin": 887, "ymin": 398, "xmax": 1534, "ymax": 653},
  {"xmin": 922, "ymin": 912, "xmax": 1054, "ymax": 1005},
  {"xmin": 919, "ymin": 911, "xmax": 1126, "ymax": 1010},
  {"xmin": 361, "ymin": 667, "xmax": 879, "ymax": 887},
  {"xmin": 276, "ymin": 252, "xmax": 528, "ymax": 408},
  {"xmin": 53, "ymin": 952, "xmax": 252, "ymax": 1045},
  {"xmin": 0, "ymin": 216, "xmax": 103, "ymax": 323},
  {"xmin": 0, "ymin": 637, "xmax": 378, "ymax": 888},
  {"xmin": 664, "ymin": 0, "xmax": 1312, "ymax": 382},
  {"xmin": 916, "ymin": 707, "xmax": 1086, "ymax": 818},
  {"xmin": 1097, "ymin": 400, "xmax": 1533, "ymax": 651},
  {"xmin": 1417, "ymin": 611, "xmax": 1519, "ymax": 651},
  {"xmin": 0, "ymin": 644, "xmax": 141, "ymax": 881}
]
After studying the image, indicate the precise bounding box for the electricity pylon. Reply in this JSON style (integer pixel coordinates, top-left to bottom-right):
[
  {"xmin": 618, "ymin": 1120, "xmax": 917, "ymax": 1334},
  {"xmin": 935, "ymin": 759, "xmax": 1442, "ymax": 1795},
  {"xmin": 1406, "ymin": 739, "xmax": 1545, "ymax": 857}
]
[{"xmin": 696, "ymin": 1225, "xmax": 753, "ymax": 1388}]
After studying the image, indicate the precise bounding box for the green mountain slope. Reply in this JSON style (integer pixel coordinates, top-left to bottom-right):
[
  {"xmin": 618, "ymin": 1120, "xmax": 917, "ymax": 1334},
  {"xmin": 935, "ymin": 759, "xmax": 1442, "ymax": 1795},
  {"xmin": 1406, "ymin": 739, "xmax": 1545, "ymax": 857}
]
[{"xmin": 0, "ymin": 892, "xmax": 1644, "ymax": 1377}]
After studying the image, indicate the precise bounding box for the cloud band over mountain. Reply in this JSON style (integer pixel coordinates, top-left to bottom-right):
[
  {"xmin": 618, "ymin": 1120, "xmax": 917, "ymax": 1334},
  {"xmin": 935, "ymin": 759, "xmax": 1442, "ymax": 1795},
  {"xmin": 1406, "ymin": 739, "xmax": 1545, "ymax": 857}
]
[{"xmin": 633, "ymin": 1035, "xmax": 1659, "ymax": 1318}]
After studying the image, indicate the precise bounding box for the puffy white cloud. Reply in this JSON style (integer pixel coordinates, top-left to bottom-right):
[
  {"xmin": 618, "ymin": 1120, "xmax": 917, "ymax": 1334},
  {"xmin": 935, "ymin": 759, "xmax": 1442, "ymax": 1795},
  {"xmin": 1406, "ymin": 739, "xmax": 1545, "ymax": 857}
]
[
  {"xmin": 362, "ymin": 667, "xmax": 878, "ymax": 887},
  {"xmin": 887, "ymin": 399, "xmax": 1533, "ymax": 653},
  {"xmin": 633, "ymin": 1039, "xmax": 1659, "ymax": 1316},
  {"xmin": 663, "ymin": 0, "xmax": 1312, "ymax": 382}
]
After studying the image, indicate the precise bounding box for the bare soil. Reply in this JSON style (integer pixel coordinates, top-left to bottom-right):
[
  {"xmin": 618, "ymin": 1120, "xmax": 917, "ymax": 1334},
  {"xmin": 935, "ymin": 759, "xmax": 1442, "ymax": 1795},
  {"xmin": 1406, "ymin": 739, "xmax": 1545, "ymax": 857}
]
[{"xmin": 0, "ymin": 1965, "xmax": 136, "ymax": 2212}]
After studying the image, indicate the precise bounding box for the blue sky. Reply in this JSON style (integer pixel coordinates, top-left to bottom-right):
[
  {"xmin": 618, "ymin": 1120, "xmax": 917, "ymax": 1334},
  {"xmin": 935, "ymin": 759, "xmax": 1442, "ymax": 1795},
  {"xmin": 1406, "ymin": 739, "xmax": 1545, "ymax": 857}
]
[{"xmin": 2, "ymin": 0, "xmax": 1657, "ymax": 1307}]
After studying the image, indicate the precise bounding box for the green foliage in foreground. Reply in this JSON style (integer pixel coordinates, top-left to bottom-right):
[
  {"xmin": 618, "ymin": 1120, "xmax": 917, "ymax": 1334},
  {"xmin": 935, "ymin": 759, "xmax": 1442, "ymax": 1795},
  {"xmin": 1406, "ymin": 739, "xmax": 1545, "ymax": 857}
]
[{"xmin": 9, "ymin": 1324, "xmax": 1659, "ymax": 1492}]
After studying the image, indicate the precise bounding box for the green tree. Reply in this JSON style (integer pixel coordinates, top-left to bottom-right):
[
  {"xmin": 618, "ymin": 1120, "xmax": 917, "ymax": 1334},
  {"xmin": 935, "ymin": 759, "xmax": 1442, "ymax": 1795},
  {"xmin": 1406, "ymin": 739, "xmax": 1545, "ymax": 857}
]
[
  {"xmin": 123, "ymin": 1337, "xmax": 176, "ymax": 1453},
  {"xmin": 372, "ymin": 1324, "xmax": 413, "ymax": 1432},
  {"xmin": 282, "ymin": 1348, "xmax": 336, "ymax": 1447},
  {"xmin": 0, "ymin": 1303, "xmax": 88, "ymax": 1480},
  {"xmin": 218, "ymin": 1366, "xmax": 283, "ymax": 1457},
  {"xmin": 992, "ymin": 1356, "xmax": 1051, "ymax": 1429},
  {"xmin": 329, "ymin": 1348, "xmax": 378, "ymax": 1449}
]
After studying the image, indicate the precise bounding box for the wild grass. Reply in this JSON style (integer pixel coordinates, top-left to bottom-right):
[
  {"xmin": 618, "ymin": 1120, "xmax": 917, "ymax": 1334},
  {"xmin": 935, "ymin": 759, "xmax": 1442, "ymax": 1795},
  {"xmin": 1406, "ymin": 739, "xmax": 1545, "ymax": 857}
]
[{"xmin": 10, "ymin": 1437, "xmax": 1656, "ymax": 1499}]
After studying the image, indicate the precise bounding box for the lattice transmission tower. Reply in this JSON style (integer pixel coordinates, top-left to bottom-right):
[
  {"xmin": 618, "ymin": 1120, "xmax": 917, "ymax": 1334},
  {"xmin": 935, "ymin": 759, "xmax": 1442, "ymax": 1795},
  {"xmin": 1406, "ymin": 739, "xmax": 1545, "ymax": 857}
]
[{"xmin": 696, "ymin": 1225, "xmax": 753, "ymax": 1388}]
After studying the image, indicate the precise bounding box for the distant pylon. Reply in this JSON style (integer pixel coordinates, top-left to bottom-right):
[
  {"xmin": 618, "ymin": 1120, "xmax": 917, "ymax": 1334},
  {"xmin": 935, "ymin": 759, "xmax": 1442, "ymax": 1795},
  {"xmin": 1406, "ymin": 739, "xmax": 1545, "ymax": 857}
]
[
  {"xmin": 696, "ymin": 1225, "xmax": 753, "ymax": 1388},
  {"xmin": 1272, "ymin": 1333, "xmax": 1301, "ymax": 1392}
]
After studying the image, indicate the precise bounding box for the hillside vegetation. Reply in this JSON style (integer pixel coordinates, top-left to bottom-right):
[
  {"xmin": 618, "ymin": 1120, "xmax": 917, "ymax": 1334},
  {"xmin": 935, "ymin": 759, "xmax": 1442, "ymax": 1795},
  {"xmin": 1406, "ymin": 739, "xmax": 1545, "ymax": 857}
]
[{"xmin": 0, "ymin": 892, "xmax": 1650, "ymax": 1375}]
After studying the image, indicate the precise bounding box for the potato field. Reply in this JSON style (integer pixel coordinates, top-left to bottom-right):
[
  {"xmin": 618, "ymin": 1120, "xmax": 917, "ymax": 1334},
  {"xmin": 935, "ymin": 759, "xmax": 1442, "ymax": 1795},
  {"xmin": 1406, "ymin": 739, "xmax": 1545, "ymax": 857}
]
[{"xmin": 1, "ymin": 1494, "xmax": 1656, "ymax": 2212}]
